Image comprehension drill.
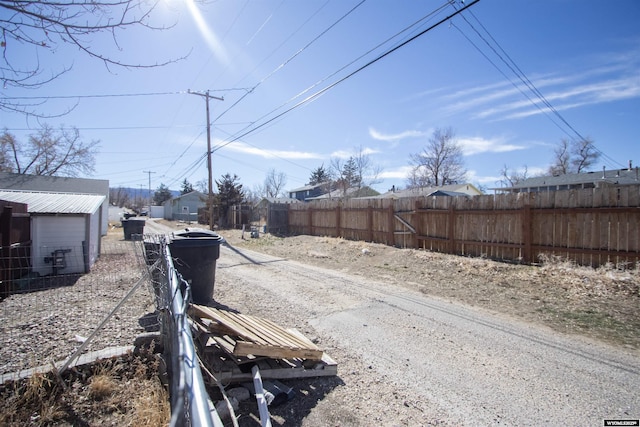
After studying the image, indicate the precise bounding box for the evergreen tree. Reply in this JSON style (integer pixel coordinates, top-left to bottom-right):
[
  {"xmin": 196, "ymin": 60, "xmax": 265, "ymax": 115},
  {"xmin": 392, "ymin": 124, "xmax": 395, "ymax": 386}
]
[
  {"xmin": 215, "ymin": 173, "xmax": 245, "ymax": 227},
  {"xmin": 308, "ymin": 165, "xmax": 330, "ymax": 185},
  {"xmin": 153, "ymin": 183, "xmax": 173, "ymax": 205},
  {"xmin": 342, "ymin": 157, "xmax": 361, "ymax": 187},
  {"xmin": 180, "ymin": 178, "xmax": 194, "ymax": 195}
]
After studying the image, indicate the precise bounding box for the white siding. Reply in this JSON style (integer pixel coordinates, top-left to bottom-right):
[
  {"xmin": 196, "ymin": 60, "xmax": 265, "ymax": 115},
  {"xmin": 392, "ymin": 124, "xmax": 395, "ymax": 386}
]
[
  {"xmin": 88, "ymin": 209, "xmax": 100, "ymax": 268},
  {"xmin": 150, "ymin": 206, "xmax": 164, "ymax": 218},
  {"xmin": 31, "ymin": 216, "xmax": 86, "ymax": 275}
]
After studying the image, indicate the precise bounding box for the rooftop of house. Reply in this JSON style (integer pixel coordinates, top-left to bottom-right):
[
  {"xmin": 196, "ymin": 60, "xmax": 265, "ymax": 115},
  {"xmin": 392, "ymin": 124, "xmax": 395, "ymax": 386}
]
[
  {"xmin": 259, "ymin": 197, "xmax": 301, "ymax": 204},
  {"xmin": 369, "ymin": 183, "xmax": 483, "ymax": 199},
  {"xmin": 493, "ymin": 167, "xmax": 640, "ymax": 191},
  {"xmin": 288, "ymin": 182, "xmax": 331, "ymax": 193},
  {"xmin": 0, "ymin": 172, "xmax": 109, "ymax": 195}
]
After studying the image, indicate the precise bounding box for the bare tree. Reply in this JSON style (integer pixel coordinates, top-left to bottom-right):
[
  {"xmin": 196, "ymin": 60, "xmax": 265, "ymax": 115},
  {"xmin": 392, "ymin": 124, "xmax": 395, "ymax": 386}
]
[
  {"xmin": 330, "ymin": 156, "xmax": 357, "ymax": 197},
  {"xmin": 263, "ymin": 169, "xmax": 287, "ymax": 198},
  {"xmin": 329, "ymin": 146, "xmax": 382, "ymax": 198},
  {"xmin": 195, "ymin": 179, "xmax": 208, "ymax": 194},
  {"xmin": 407, "ymin": 127, "xmax": 467, "ymax": 187},
  {"xmin": 353, "ymin": 145, "xmax": 382, "ymax": 190},
  {"xmin": 570, "ymin": 137, "xmax": 600, "ymax": 173},
  {"xmin": 498, "ymin": 164, "xmax": 529, "ymax": 188},
  {"xmin": 549, "ymin": 138, "xmax": 600, "ymax": 175},
  {"xmin": 109, "ymin": 187, "xmax": 130, "ymax": 208},
  {"xmin": 245, "ymin": 187, "xmax": 261, "ymax": 205},
  {"xmin": 549, "ymin": 139, "xmax": 571, "ymax": 176},
  {"xmin": 0, "ymin": 125, "xmax": 99, "ymax": 177},
  {"xmin": 1, "ymin": 0, "xmax": 185, "ymax": 115}
]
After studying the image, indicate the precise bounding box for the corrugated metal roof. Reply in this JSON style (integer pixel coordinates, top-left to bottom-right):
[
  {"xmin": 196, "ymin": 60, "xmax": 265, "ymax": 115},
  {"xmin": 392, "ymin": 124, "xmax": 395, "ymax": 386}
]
[{"xmin": 0, "ymin": 190, "xmax": 105, "ymax": 214}]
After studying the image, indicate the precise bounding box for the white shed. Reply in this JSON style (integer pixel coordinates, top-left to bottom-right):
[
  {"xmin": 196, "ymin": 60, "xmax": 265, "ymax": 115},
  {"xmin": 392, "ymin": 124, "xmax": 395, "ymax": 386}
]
[
  {"xmin": 0, "ymin": 172, "xmax": 109, "ymax": 236},
  {"xmin": 0, "ymin": 190, "xmax": 105, "ymax": 276}
]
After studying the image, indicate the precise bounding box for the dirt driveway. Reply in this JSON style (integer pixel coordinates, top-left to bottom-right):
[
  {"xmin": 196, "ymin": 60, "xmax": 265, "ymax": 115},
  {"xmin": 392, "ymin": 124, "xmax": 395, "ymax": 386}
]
[{"xmin": 146, "ymin": 220, "xmax": 640, "ymax": 425}]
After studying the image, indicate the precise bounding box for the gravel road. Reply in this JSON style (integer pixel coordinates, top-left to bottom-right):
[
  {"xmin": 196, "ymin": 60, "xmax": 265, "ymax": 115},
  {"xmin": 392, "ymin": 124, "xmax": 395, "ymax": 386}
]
[{"xmin": 212, "ymin": 238, "xmax": 640, "ymax": 426}]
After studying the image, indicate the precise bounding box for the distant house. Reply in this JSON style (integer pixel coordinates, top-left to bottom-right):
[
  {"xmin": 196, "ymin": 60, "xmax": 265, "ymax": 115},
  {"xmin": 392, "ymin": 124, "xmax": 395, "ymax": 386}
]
[
  {"xmin": 492, "ymin": 167, "xmax": 640, "ymax": 193},
  {"xmin": 0, "ymin": 172, "xmax": 109, "ymax": 235},
  {"xmin": 309, "ymin": 186, "xmax": 380, "ymax": 200},
  {"xmin": 288, "ymin": 182, "xmax": 331, "ymax": 201},
  {"xmin": 163, "ymin": 191, "xmax": 206, "ymax": 221},
  {"xmin": 257, "ymin": 197, "xmax": 301, "ymax": 207},
  {"xmin": 368, "ymin": 183, "xmax": 483, "ymax": 199},
  {"xmin": 0, "ymin": 190, "xmax": 105, "ymax": 276}
]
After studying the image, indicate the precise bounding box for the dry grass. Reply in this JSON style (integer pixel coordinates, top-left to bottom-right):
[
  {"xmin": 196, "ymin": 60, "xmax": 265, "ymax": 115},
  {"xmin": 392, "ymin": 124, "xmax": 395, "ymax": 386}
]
[
  {"xmin": 131, "ymin": 376, "xmax": 171, "ymax": 426},
  {"xmin": 0, "ymin": 351, "xmax": 170, "ymax": 426}
]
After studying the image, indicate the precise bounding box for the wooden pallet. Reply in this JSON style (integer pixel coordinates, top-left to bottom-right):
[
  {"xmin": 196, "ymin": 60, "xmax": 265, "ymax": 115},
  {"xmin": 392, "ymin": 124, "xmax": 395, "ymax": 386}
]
[{"xmin": 189, "ymin": 304, "xmax": 337, "ymax": 382}]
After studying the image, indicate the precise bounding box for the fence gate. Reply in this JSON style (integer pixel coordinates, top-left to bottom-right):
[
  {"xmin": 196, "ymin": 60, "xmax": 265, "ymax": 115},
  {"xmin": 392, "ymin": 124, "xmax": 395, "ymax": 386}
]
[{"xmin": 267, "ymin": 203, "xmax": 289, "ymax": 235}]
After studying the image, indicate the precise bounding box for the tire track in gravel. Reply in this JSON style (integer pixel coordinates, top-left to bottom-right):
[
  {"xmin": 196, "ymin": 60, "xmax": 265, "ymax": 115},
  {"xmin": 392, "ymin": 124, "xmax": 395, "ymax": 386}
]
[{"xmin": 216, "ymin": 243, "xmax": 640, "ymax": 426}]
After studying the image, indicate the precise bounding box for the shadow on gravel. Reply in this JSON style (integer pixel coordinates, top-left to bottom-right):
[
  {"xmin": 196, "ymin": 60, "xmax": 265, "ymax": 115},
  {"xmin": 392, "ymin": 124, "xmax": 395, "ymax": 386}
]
[
  {"xmin": 2, "ymin": 273, "xmax": 81, "ymax": 299},
  {"xmin": 220, "ymin": 241, "xmax": 287, "ymax": 268},
  {"xmin": 232, "ymin": 375, "xmax": 345, "ymax": 427}
]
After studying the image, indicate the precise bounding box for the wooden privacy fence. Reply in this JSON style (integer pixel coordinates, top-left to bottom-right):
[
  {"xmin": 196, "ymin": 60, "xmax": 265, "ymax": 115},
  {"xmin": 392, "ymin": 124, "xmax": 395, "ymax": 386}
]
[{"xmin": 287, "ymin": 185, "xmax": 640, "ymax": 268}]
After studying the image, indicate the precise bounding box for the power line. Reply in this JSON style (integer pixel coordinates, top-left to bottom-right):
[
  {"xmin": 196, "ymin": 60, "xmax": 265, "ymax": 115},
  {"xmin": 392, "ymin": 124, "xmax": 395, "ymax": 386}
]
[
  {"xmin": 215, "ymin": 0, "xmax": 481, "ymax": 153},
  {"xmin": 210, "ymin": 0, "xmax": 453, "ymax": 156},
  {"xmin": 452, "ymin": 4, "xmax": 624, "ymax": 169},
  {"xmin": 229, "ymin": 0, "xmax": 450, "ymax": 139},
  {"xmin": 170, "ymin": 1, "xmax": 375, "ymax": 187},
  {"xmin": 1, "ymin": 88, "xmax": 249, "ymax": 100},
  {"xmin": 452, "ymin": 7, "xmax": 587, "ymax": 141},
  {"xmin": 214, "ymin": 0, "xmax": 368, "ymax": 123}
]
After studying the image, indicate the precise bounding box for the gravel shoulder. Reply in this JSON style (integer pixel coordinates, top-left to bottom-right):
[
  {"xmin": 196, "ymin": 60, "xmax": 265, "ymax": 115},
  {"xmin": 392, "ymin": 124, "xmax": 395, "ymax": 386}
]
[{"xmin": 204, "ymin": 227, "xmax": 640, "ymax": 426}]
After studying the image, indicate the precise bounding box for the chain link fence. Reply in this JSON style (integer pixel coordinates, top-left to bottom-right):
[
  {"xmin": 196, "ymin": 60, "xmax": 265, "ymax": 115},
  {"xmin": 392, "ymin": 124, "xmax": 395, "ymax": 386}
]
[
  {"xmin": 1, "ymin": 234, "xmax": 222, "ymax": 426},
  {"xmin": 0, "ymin": 240, "xmax": 154, "ymax": 379}
]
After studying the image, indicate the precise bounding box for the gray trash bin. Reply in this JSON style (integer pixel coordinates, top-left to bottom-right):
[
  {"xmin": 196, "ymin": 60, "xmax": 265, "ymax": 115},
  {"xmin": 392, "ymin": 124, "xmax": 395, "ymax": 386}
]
[
  {"xmin": 169, "ymin": 228, "xmax": 223, "ymax": 304},
  {"xmin": 121, "ymin": 219, "xmax": 145, "ymax": 240}
]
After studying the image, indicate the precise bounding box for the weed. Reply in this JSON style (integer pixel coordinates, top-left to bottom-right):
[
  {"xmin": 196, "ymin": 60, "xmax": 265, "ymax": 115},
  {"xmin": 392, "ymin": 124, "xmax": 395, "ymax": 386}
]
[
  {"xmin": 131, "ymin": 376, "xmax": 170, "ymax": 426},
  {"xmin": 0, "ymin": 353, "xmax": 170, "ymax": 426},
  {"xmin": 88, "ymin": 374, "xmax": 117, "ymax": 400}
]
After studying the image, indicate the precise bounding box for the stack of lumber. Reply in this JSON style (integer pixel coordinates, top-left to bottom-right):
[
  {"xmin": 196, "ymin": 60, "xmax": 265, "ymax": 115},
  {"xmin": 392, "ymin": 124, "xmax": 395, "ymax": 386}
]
[{"xmin": 189, "ymin": 304, "xmax": 337, "ymax": 382}]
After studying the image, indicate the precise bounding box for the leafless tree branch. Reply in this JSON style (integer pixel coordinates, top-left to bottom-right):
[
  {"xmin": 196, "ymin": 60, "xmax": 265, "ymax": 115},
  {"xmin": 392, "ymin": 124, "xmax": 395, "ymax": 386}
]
[
  {"xmin": 0, "ymin": 124, "xmax": 99, "ymax": 177},
  {"xmin": 407, "ymin": 127, "xmax": 467, "ymax": 188},
  {"xmin": 1, "ymin": 0, "xmax": 188, "ymax": 115}
]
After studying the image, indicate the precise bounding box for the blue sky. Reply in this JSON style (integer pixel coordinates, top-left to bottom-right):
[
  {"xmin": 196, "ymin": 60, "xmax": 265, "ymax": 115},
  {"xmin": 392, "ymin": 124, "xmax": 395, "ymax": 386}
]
[{"xmin": 3, "ymin": 0, "xmax": 639, "ymax": 195}]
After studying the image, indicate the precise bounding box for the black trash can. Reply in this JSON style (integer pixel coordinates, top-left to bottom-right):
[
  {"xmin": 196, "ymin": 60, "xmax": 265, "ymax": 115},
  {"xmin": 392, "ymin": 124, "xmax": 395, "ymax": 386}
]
[
  {"xmin": 121, "ymin": 219, "xmax": 145, "ymax": 240},
  {"xmin": 168, "ymin": 228, "xmax": 223, "ymax": 304}
]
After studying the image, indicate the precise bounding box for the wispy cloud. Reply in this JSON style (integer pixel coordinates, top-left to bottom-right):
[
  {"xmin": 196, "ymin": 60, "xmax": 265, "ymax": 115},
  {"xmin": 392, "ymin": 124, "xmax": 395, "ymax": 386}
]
[
  {"xmin": 439, "ymin": 48, "xmax": 640, "ymax": 122},
  {"xmin": 469, "ymin": 164, "xmax": 549, "ymax": 189},
  {"xmin": 379, "ymin": 165, "xmax": 412, "ymax": 180},
  {"xmin": 330, "ymin": 146, "xmax": 379, "ymax": 159},
  {"xmin": 369, "ymin": 127, "xmax": 426, "ymax": 142},
  {"xmin": 224, "ymin": 141, "xmax": 323, "ymax": 160},
  {"xmin": 458, "ymin": 136, "xmax": 527, "ymax": 156},
  {"xmin": 495, "ymin": 76, "xmax": 640, "ymax": 120}
]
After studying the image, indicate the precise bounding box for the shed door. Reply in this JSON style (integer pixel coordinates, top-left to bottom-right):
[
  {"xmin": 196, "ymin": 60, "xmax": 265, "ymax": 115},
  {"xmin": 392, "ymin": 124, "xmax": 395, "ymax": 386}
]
[{"xmin": 31, "ymin": 216, "xmax": 85, "ymax": 275}]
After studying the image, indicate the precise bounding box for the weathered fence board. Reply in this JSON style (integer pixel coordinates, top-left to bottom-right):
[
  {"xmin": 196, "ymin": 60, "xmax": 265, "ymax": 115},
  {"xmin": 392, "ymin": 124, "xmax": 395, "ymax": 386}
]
[{"xmin": 283, "ymin": 185, "xmax": 640, "ymax": 268}]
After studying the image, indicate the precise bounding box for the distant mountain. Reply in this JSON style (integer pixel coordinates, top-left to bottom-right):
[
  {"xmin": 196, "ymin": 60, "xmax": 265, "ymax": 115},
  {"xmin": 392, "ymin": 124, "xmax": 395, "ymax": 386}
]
[{"xmin": 109, "ymin": 187, "xmax": 180, "ymax": 200}]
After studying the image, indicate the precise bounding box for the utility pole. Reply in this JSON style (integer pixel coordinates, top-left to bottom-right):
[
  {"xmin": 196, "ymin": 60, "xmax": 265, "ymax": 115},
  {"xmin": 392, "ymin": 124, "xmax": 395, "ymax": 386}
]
[
  {"xmin": 143, "ymin": 170, "xmax": 155, "ymax": 211},
  {"xmin": 188, "ymin": 90, "xmax": 223, "ymax": 230},
  {"xmin": 138, "ymin": 184, "xmax": 144, "ymax": 212}
]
